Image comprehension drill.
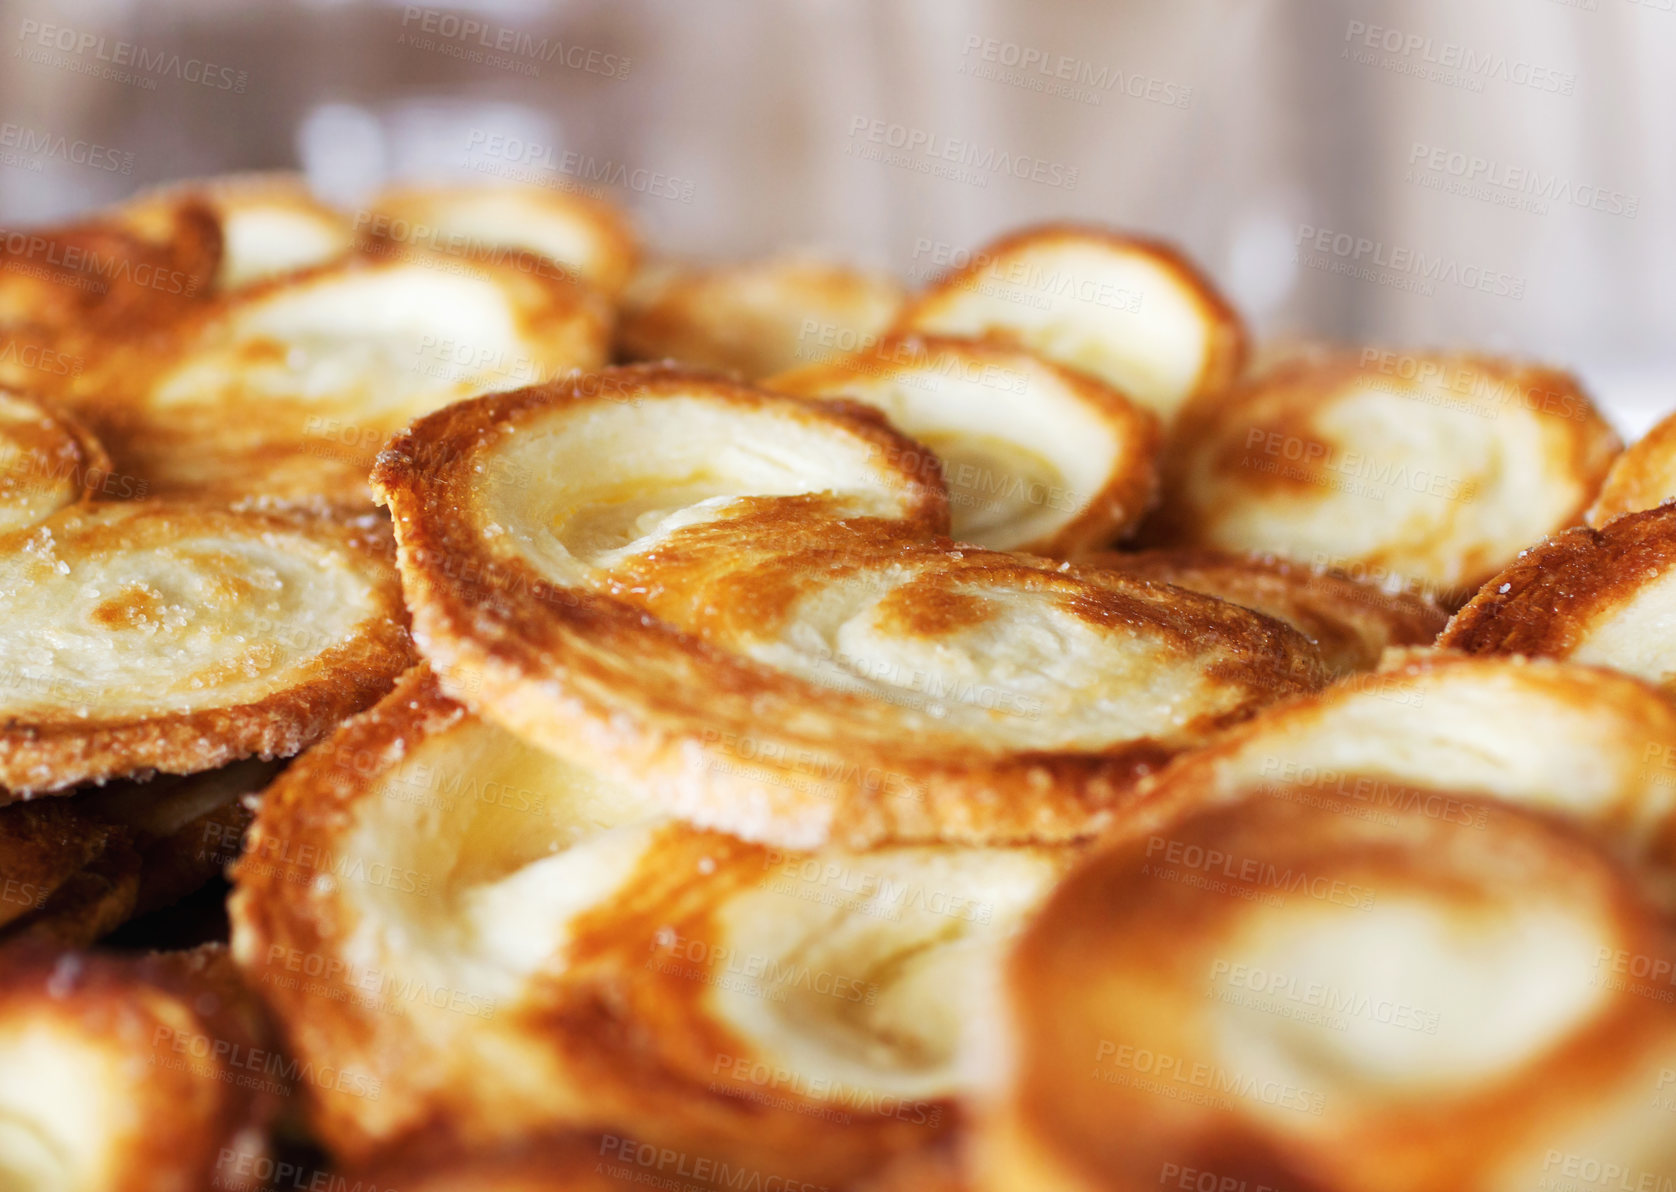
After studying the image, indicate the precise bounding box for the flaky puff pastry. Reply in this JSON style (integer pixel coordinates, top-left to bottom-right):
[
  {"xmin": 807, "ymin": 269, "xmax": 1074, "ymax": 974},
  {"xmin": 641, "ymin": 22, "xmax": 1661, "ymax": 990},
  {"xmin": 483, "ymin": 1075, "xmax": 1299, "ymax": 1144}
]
[
  {"xmin": 616, "ymin": 254, "xmax": 905, "ymax": 380},
  {"xmin": 231, "ymin": 669, "xmax": 1073, "ymax": 1185},
  {"xmin": 64, "ymin": 253, "xmax": 610, "ymax": 508},
  {"xmin": 981, "ymin": 789, "xmax": 1676, "ymax": 1192},
  {"xmin": 373, "ymin": 368, "xmax": 1323, "ymax": 847},
  {"xmin": 1590, "ymin": 408, "xmax": 1676, "ymax": 527},
  {"xmin": 891, "ymin": 225, "xmax": 1247, "ymax": 427},
  {"xmin": 1152, "ymin": 352, "xmax": 1620, "ymax": 603},
  {"xmin": 0, "ymin": 388, "xmax": 111, "ymax": 534},
  {"xmin": 1131, "ymin": 650, "xmax": 1676, "ymax": 905},
  {"xmin": 1442, "ymin": 505, "xmax": 1676, "ymax": 695},
  {"xmin": 112, "ymin": 172, "xmax": 354, "ymax": 292},
  {"xmin": 767, "ymin": 334, "xmax": 1161, "ymax": 554},
  {"xmin": 1089, "ymin": 549, "xmax": 1448, "ymax": 676},
  {"xmin": 0, "ymin": 502, "xmax": 410, "ymax": 797},
  {"xmin": 361, "ymin": 183, "xmax": 640, "ymax": 299},
  {"xmin": 0, "ymin": 944, "xmax": 284, "ymax": 1192},
  {"xmin": 0, "ymin": 213, "xmax": 216, "ymax": 397}
]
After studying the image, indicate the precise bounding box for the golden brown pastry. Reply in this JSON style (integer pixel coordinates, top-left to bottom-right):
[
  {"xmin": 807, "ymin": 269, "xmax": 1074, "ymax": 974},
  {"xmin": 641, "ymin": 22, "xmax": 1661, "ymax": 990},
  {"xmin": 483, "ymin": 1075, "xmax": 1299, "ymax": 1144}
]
[
  {"xmin": 982, "ymin": 788, "xmax": 1676, "ymax": 1192},
  {"xmin": 0, "ymin": 944, "xmax": 284, "ymax": 1192},
  {"xmin": 373, "ymin": 368, "xmax": 1323, "ymax": 847},
  {"xmin": 232, "ymin": 668, "xmax": 1073, "ymax": 1185},
  {"xmin": 616, "ymin": 254, "xmax": 905, "ymax": 379},
  {"xmin": 892, "ymin": 224, "xmax": 1246, "ymax": 427},
  {"xmin": 360, "ymin": 183, "xmax": 639, "ymax": 299},
  {"xmin": 1589, "ymin": 408, "xmax": 1676, "ymax": 527},
  {"xmin": 1133, "ymin": 649, "xmax": 1676, "ymax": 901},
  {"xmin": 1441, "ymin": 504, "xmax": 1676, "ymax": 695},
  {"xmin": 1089, "ymin": 548, "xmax": 1448, "ymax": 675},
  {"xmin": 0, "ymin": 503, "xmax": 410, "ymax": 797},
  {"xmin": 767, "ymin": 334, "xmax": 1161, "ymax": 554},
  {"xmin": 0, "ymin": 388, "xmax": 112, "ymax": 534},
  {"xmin": 112, "ymin": 172, "xmax": 353, "ymax": 291},
  {"xmin": 64, "ymin": 253, "xmax": 609, "ymax": 507},
  {"xmin": 1152, "ymin": 351, "xmax": 1620, "ymax": 602}
]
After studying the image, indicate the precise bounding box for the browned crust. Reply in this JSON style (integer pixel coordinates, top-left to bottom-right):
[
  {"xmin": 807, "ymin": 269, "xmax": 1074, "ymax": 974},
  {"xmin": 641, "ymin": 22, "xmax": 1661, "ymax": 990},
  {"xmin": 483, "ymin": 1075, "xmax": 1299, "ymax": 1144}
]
[
  {"xmin": 1090, "ymin": 547, "xmax": 1449, "ymax": 675},
  {"xmin": 59, "ymin": 251, "xmax": 611, "ymax": 509},
  {"xmin": 0, "ymin": 943, "xmax": 284, "ymax": 1192},
  {"xmin": 230, "ymin": 666, "xmax": 462, "ymax": 1160},
  {"xmin": 767, "ymin": 333, "xmax": 1163, "ymax": 555},
  {"xmin": 891, "ymin": 223, "xmax": 1249, "ymax": 415},
  {"xmin": 342, "ymin": 1134, "xmax": 763, "ymax": 1191},
  {"xmin": 233, "ymin": 668, "xmax": 1015, "ymax": 1182},
  {"xmin": 616, "ymin": 256, "xmax": 906, "ymax": 380},
  {"xmin": 361, "ymin": 183, "xmax": 641, "ymax": 298},
  {"xmin": 373, "ymin": 370, "xmax": 1321, "ymax": 847},
  {"xmin": 0, "ymin": 385, "xmax": 114, "ymax": 519},
  {"xmin": 1149, "ymin": 351, "xmax": 1622, "ymax": 602},
  {"xmin": 1442, "ymin": 504, "xmax": 1676, "ymax": 669},
  {"xmin": 0, "ymin": 503, "xmax": 413, "ymax": 798},
  {"xmin": 1589, "ymin": 408, "xmax": 1676, "ymax": 527},
  {"xmin": 993, "ymin": 791, "xmax": 1676, "ymax": 1192}
]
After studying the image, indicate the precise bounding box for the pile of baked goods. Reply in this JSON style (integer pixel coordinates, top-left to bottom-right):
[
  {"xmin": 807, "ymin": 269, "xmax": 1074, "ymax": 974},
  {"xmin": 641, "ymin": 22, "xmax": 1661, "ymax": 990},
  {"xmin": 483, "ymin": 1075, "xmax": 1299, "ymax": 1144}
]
[{"xmin": 3, "ymin": 174, "xmax": 1675, "ymax": 1192}]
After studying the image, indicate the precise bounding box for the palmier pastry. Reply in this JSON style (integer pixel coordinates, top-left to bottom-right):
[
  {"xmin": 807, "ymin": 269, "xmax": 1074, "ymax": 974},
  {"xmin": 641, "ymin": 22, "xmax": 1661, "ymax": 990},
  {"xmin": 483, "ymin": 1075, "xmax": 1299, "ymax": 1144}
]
[
  {"xmin": 1589, "ymin": 408, "xmax": 1676, "ymax": 527},
  {"xmin": 982, "ymin": 789, "xmax": 1676, "ymax": 1192},
  {"xmin": 373, "ymin": 368, "xmax": 1324, "ymax": 847},
  {"xmin": 1089, "ymin": 549, "xmax": 1448, "ymax": 675},
  {"xmin": 1134, "ymin": 649, "xmax": 1676, "ymax": 899},
  {"xmin": 113, "ymin": 172, "xmax": 354, "ymax": 291},
  {"xmin": 1152, "ymin": 351, "xmax": 1620, "ymax": 602},
  {"xmin": 767, "ymin": 334, "xmax": 1160, "ymax": 554},
  {"xmin": 891, "ymin": 225, "xmax": 1246, "ymax": 426},
  {"xmin": 0, "ymin": 503, "xmax": 410, "ymax": 797},
  {"xmin": 1441, "ymin": 505, "xmax": 1676, "ymax": 694},
  {"xmin": 0, "ymin": 944, "xmax": 283, "ymax": 1192},
  {"xmin": 0, "ymin": 388, "xmax": 112, "ymax": 534},
  {"xmin": 232, "ymin": 669, "xmax": 1072, "ymax": 1185},
  {"xmin": 616, "ymin": 254, "xmax": 905, "ymax": 380},
  {"xmin": 63, "ymin": 253, "xmax": 609, "ymax": 506},
  {"xmin": 361, "ymin": 184, "xmax": 639, "ymax": 298}
]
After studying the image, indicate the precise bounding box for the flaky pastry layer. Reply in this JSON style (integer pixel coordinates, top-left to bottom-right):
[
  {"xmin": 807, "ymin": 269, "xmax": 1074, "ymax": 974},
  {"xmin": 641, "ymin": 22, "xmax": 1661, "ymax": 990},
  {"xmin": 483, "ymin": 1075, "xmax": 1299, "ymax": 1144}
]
[
  {"xmin": 768, "ymin": 334, "xmax": 1161, "ymax": 554},
  {"xmin": 891, "ymin": 224, "xmax": 1246, "ymax": 427},
  {"xmin": 0, "ymin": 502, "xmax": 411, "ymax": 796}
]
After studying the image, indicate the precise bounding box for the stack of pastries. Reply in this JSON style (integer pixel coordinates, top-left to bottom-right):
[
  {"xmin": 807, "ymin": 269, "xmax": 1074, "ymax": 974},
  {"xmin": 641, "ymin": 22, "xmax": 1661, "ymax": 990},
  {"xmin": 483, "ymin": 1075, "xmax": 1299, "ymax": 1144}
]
[{"xmin": 2, "ymin": 174, "xmax": 1674, "ymax": 1192}]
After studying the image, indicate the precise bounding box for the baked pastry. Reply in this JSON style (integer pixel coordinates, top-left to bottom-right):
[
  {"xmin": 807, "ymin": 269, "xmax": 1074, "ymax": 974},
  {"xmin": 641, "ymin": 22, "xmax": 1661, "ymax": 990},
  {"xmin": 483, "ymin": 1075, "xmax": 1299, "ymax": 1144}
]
[
  {"xmin": 0, "ymin": 388, "xmax": 112, "ymax": 533},
  {"xmin": 767, "ymin": 334, "xmax": 1161, "ymax": 553},
  {"xmin": 0, "ymin": 944, "xmax": 283, "ymax": 1192},
  {"xmin": 1088, "ymin": 548, "xmax": 1448, "ymax": 675},
  {"xmin": 1589, "ymin": 408, "xmax": 1676, "ymax": 526},
  {"xmin": 1152, "ymin": 351, "xmax": 1620, "ymax": 602},
  {"xmin": 1133, "ymin": 649, "xmax": 1676, "ymax": 899},
  {"xmin": 0, "ymin": 503, "xmax": 410, "ymax": 796},
  {"xmin": 616, "ymin": 254, "xmax": 905, "ymax": 379},
  {"xmin": 112, "ymin": 172, "xmax": 354, "ymax": 291},
  {"xmin": 232, "ymin": 668, "xmax": 1073, "ymax": 1185},
  {"xmin": 361, "ymin": 184, "xmax": 639, "ymax": 298},
  {"xmin": 373, "ymin": 368, "xmax": 1323, "ymax": 847},
  {"xmin": 891, "ymin": 225, "xmax": 1246, "ymax": 427},
  {"xmin": 63, "ymin": 254, "xmax": 609, "ymax": 506},
  {"xmin": 1441, "ymin": 504, "xmax": 1676, "ymax": 694},
  {"xmin": 982, "ymin": 788, "xmax": 1676, "ymax": 1192}
]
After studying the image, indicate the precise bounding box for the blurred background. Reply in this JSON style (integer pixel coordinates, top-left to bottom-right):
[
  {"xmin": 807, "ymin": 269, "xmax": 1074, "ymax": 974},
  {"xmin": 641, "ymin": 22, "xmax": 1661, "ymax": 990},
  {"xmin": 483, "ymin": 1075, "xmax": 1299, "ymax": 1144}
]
[{"xmin": 1, "ymin": 0, "xmax": 1671, "ymax": 431}]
